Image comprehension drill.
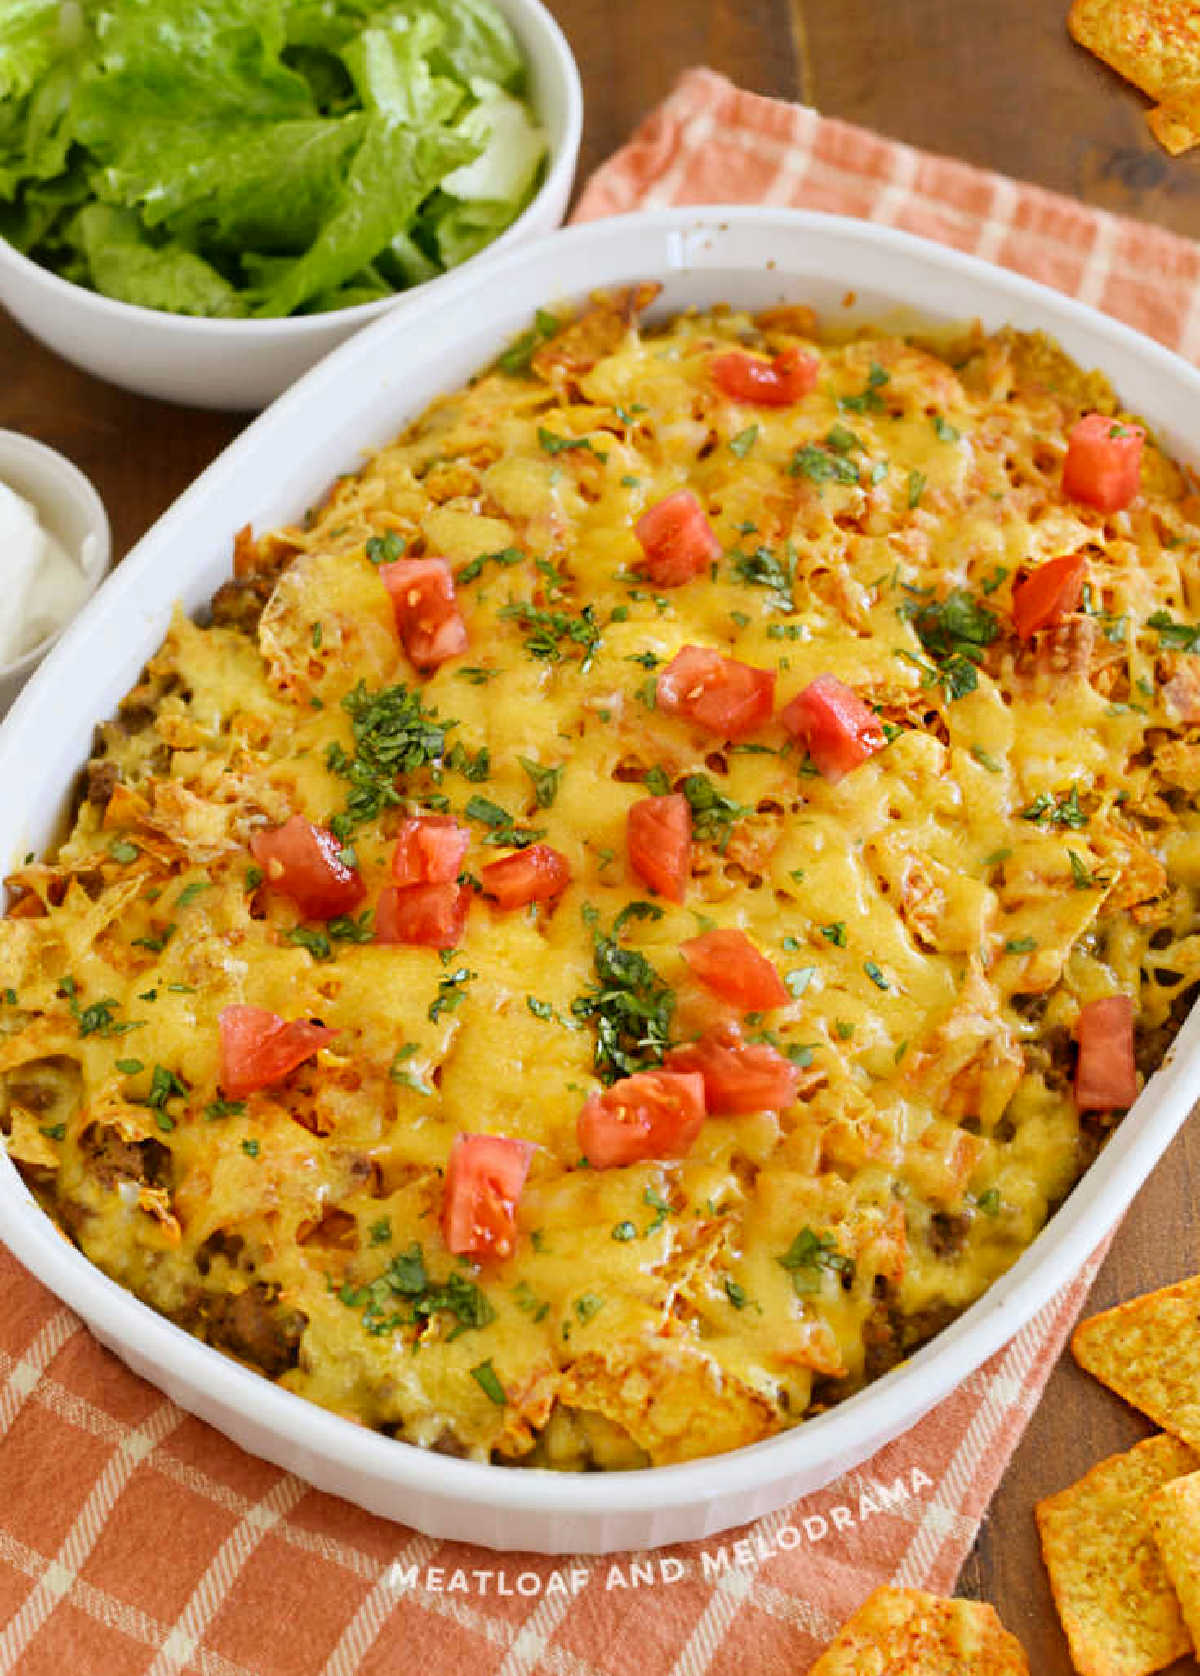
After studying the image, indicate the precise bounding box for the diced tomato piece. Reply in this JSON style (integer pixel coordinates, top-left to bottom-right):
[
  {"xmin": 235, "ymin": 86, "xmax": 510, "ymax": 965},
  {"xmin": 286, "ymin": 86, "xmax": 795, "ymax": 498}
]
[
  {"xmin": 1075, "ymin": 994, "xmax": 1138, "ymax": 1112},
  {"xmin": 656, "ymin": 644, "xmax": 776, "ymax": 741},
  {"xmin": 634, "ymin": 490, "xmax": 722, "ymax": 587},
  {"xmin": 218, "ymin": 1004, "xmax": 337, "ymax": 1099},
  {"xmin": 480, "ymin": 844, "xmax": 570, "ymax": 909},
  {"xmin": 442, "ymin": 1132, "xmax": 535, "ymax": 1260},
  {"xmin": 779, "ymin": 674, "xmax": 886, "ymax": 783},
  {"xmin": 711, "ymin": 345, "xmax": 819, "ymax": 407},
  {"xmin": 379, "ymin": 556, "xmax": 468, "ymax": 670},
  {"xmin": 250, "ymin": 815, "xmax": 365, "ymax": 920},
  {"xmin": 1062, "ymin": 413, "xmax": 1145, "ymax": 513},
  {"xmin": 375, "ymin": 882, "xmax": 469, "ymax": 948},
  {"xmin": 578, "ymin": 1070, "xmax": 707, "ymax": 1169},
  {"xmin": 627, "ymin": 793, "xmax": 691, "ymax": 903},
  {"xmin": 391, "ymin": 816, "xmax": 470, "ymax": 888},
  {"xmin": 1011, "ymin": 553, "xmax": 1088, "ymax": 641},
  {"xmin": 665, "ymin": 1026, "xmax": 800, "ymax": 1114},
  {"xmin": 681, "ymin": 928, "xmax": 791, "ymax": 1011}
]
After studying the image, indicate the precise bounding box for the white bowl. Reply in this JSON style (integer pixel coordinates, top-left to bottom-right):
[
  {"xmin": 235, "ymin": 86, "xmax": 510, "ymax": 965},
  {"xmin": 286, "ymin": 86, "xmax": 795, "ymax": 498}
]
[
  {"xmin": 4, "ymin": 207, "xmax": 1200, "ymax": 1554},
  {"xmin": 0, "ymin": 430, "xmax": 111, "ymax": 718},
  {"xmin": 0, "ymin": 0, "xmax": 581, "ymax": 412}
]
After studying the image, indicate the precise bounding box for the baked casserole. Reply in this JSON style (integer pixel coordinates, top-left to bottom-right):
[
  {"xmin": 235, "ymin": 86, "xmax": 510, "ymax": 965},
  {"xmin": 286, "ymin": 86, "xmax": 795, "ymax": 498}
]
[{"xmin": 3, "ymin": 288, "xmax": 1200, "ymax": 1470}]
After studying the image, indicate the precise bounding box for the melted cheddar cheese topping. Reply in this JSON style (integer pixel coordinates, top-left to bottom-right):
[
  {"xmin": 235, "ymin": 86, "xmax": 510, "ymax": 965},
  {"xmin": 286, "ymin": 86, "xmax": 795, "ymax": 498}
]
[{"xmin": 5, "ymin": 293, "xmax": 1200, "ymax": 1470}]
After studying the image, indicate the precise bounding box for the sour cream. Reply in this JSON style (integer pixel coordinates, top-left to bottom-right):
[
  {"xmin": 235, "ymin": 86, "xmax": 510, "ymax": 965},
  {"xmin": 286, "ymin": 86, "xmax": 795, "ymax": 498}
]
[{"xmin": 0, "ymin": 479, "xmax": 94, "ymax": 665}]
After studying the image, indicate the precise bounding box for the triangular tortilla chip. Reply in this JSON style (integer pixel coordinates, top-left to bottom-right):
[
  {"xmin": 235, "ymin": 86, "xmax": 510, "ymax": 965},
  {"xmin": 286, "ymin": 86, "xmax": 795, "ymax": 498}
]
[
  {"xmin": 1073, "ymin": 1275, "xmax": 1200, "ymax": 1448},
  {"xmin": 1069, "ymin": 0, "xmax": 1200, "ymax": 101},
  {"xmin": 1036, "ymin": 1434, "xmax": 1197, "ymax": 1676},
  {"xmin": 1148, "ymin": 1468, "xmax": 1200, "ymax": 1650},
  {"xmin": 808, "ymin": 1586, "xmax": 1030, "ymax": 1675}
]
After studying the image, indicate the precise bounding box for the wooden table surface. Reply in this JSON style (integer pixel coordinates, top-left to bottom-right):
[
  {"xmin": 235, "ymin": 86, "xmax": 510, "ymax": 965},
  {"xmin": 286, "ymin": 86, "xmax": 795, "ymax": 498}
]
[{"xmin": 3, "ymin": 1, "xmax": 1200, "ymax": 1669}]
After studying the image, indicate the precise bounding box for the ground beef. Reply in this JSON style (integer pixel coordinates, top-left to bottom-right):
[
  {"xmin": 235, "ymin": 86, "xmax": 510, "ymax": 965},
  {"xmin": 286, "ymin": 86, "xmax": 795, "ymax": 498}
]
[
  {"xmin": 78, "ymin": 1123, "xmax": 171, "ymax": 1190},
  {"xmin": 85, "ymin": 758, "xmax": 119, "ymax": 808},
  {"xmin": 927, "ymin": 1211, "xmax": 973, "ymax": 1260},
  {"xmin": 209, "ymin": 574, "xmax": 276, "ymax": 636},
  {"xmin": 198, "ymin": 1284, "xmax": 306, "ymax": 1378}
]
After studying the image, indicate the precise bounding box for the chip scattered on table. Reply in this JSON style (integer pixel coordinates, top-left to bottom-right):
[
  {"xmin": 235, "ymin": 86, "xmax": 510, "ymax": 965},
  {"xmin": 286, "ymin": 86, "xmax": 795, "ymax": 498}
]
[
  {"xmin": 1072, "ymin": 1275, "xmax": 1200, "ymax": 1450},
  {"xmin": 1036, "ymin": 1433, "xmax": 1197, "ymax": 1676},
  {"xmin": 1148, "ymin": 1468, "xmax": 1200, "ymax": 1652},
  {"xmin": 807, "ymin": 1585, "xmax": 1030, "ymax": 1675},
  {"xmin": 1068, "ymin": 0, "xmax": 1200, "ymax": 153}
]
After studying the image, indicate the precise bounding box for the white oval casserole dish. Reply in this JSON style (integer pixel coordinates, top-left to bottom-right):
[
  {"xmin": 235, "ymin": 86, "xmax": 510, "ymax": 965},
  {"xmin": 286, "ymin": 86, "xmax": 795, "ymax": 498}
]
[{"xmin": 3, "ymin": 207, "xmax": 1200, "ymax": 1556}]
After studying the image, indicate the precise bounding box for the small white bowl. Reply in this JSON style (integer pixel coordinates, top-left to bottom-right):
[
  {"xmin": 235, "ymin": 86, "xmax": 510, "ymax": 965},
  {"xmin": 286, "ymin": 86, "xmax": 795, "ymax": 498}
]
[
  {"xmin": 0, "ymin": 431, "xmax": 111, "ymax": 718},
  {"xmin": 0, "ymin": 0, "xmax": 581, "ymax": 412}
]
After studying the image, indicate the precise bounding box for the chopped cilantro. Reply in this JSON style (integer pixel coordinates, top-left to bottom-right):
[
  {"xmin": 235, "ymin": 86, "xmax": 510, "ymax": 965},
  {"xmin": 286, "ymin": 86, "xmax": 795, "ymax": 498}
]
[
  {"xmin": 497, "ymin": 308, "xmax": 561, "ymax": 375},
  {"xmin": 241, "ymin": 1138, "xmax": 261, "ymax": 1159},
  {"xmin": 970, "ymin": 745, "xmax": 1002, "ymax": 773},
  {"xmin": 1148, "ymin": 610, "xmax": 1200, "ymax": 653},
  {"xmin": 287, "ymin": 925, "xmax": 332, "ymax": 961},
  {"xmin": 39, "ymin": 1123, "xmax": 66, "ymax": 1142},
  {"xmin": 729, "ymin": 425, "xmax": 759, "ymax": 458},
  {"xmin": 471, "ymin": 1359, "xmax": 507, "ymax": 1405},
  {"xmin": 1005, "ymin": 936, "xmax": 1037, "ymax": 954},
  {"xmin": 204, "ymin": 1098, "xmax": 244, "ymax": 1120},
  {"xmin": 175, "ymin": 879, "xmax": 211, "ymax": 909},
  {"xmin": 115, "ymin": 1058, "xmax": 144, "ymax": 1075},
  {"xmin": 518, "ymin": 757, "xmax": 564, "ymax": 809},
  {"xmin": 131, "ymin": 925, "xmax": 175, "ymax": 953},
  {"xmin": 429, "ymin": 967, "xmax": 476, "ymax": 1024},
  {"xmin": 574, "ymin": 1293, "xmax": 605, "ymax": 1323},
  {"xmin": 820, "ymin": 921, "xmax": 847, "ymax": 947},
  {"xmin": 643, "ymin": 1186, "xmax": 672, "ymax": 1235},
  {"xmin": 338, "ymin": 1243, "xmax": 494, "ymax": 1339},
  {"xmin": 681, "ymin": 773, "xmax": 751, "ymax": 851},
  {"xmin": 369, "ymin": 1216, "xmax": 392, "ymax": 1246},
  {"xmin": 500, "ymin": 600, "xmax": 601, "ymax": 669},
  {"xmin": 364, "ymin": 531, "xmax": 404, "ymax": 566},
  {"xmin": 107, "ymin": 838, "xmax": 139, "ymax": 865},
  {"xmin": 790, "ymin": 443, "xmax": 859, "ymax": 486},
  {"xmin": 724, "ymin": 1278, "xmax": 748, "ymax": 1309},
  {"xmin": 1019, "ymin": 787, "xmax": 1087, "ymax": 829},
  {"xmin": 537, "ymin": 426, "xmax": 605, "ymax": 460},
  {"xmin": 464, "ymin": 794, "xmax": 545, "ymax": 850},
  {"xmin": 456, "ymin": 546, "xmax": 524, "ymax": 585},
  {"xmin": 731, "ymin": 542, "xmax": 795, "ymax": 611},
  {"xmin": 611, "ymin": 1220, "xmax": 637, "ymax": 1242},
  {"xmin": 931, "ymin": 414, "xmax": 960, "ymax": 442},
  {"xmin": 778, "ymin": 1226, "xmax": 854, "ymax": 1295},
  {"xmin": 389, "ymin": 1043, "xmax": 433, "ymax": 1094},
  {"xmin": 839, "ymin": 362, "xmax": 890, "ymax": 414},
  {"xmin": 974, "ymin": 1188, "xmax": 1002, "ymax": 1216},
  {"xmin": 863, "ymin": 961, "xmax": 889, "ymax": 990},
  {"xmin": 570, "ymin": 922, "xmax": 674, "ymax": 1084},
  {"xmin": 326, "ymin": 681, "xmax": 449, "ymax": 839}
]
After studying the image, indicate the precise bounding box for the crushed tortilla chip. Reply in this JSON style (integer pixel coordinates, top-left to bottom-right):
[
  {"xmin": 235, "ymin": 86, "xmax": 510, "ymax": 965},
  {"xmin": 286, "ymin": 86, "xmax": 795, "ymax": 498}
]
[
  {"xmin": 1073, "ymin": 1275, "xmax": 1200, "ymax": 1449},
  {"xmin": 1148, "ymin": 1468, "xmax": 1200, "ymax": 1650},
  {"xmin": 1068, "ymin": 0, "xmax": 1200, "ymax": 152},
  {"xmin": 1036, "ymin": 1433, "xmax": 1196, "ymax": 1676},
  {"xmin": 807, "ymin": 1585, "xmax": 1030, "ymax": 1674}
]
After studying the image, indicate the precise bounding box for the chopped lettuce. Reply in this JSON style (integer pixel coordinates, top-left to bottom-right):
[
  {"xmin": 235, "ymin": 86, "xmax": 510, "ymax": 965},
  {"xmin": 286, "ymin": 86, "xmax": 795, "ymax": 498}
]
[{"xmin": 0, "ymin": 0, "xmax": 547, "ymax": 319}]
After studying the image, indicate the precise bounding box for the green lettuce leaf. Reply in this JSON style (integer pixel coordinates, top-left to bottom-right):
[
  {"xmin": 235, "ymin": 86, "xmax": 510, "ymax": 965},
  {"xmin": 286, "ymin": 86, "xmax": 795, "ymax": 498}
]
[
  {"xmin": 97, "ymin": 116, "xmax": 367, "ymax": 255},
  {"xmin": 341, "ymin": 16, "xmax": 463, "ymax": 127},
  {"xmin": 248, "ymin": 115, "xmax": 476, "ymax": 316},
  {"xmin": 71, "ymin": 203, "xmax": 247, "ymax": 316},
  {"xmin": 0, "ymin": 0, "xmax": 65, "ymax": 102}
]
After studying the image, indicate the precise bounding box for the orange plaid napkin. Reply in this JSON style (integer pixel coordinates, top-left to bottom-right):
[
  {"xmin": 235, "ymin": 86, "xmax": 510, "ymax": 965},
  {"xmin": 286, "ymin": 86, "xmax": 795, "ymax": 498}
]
[{"xmin": 2, "ymin": 66, "xmax": 1198, "ymax": 1676}]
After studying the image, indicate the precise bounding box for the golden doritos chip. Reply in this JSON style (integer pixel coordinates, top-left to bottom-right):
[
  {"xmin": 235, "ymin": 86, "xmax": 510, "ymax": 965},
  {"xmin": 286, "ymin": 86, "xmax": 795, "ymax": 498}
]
[
  {"xmin": 1069, "ymin": 0, "xmax": 1200, "ymax": 101},
  {"xmin": 1146, "ymin": 92, "xmax": 1200, "ymax": 154},
  {"xmin": 1148, "ymin": 1468, "xmax": 1200, "ymax": 1649},
  {"xmin": 1036, "ymin": 1434, "xmax": 1197, "ymax": 1676},
  {"xmin": 1073, "ymin": 1275, "xmax": 1200, "ymax": 1448},
  {"xmin": 808, "ymin": 1586, "xmax": 1030, "ymax": 1675}
]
